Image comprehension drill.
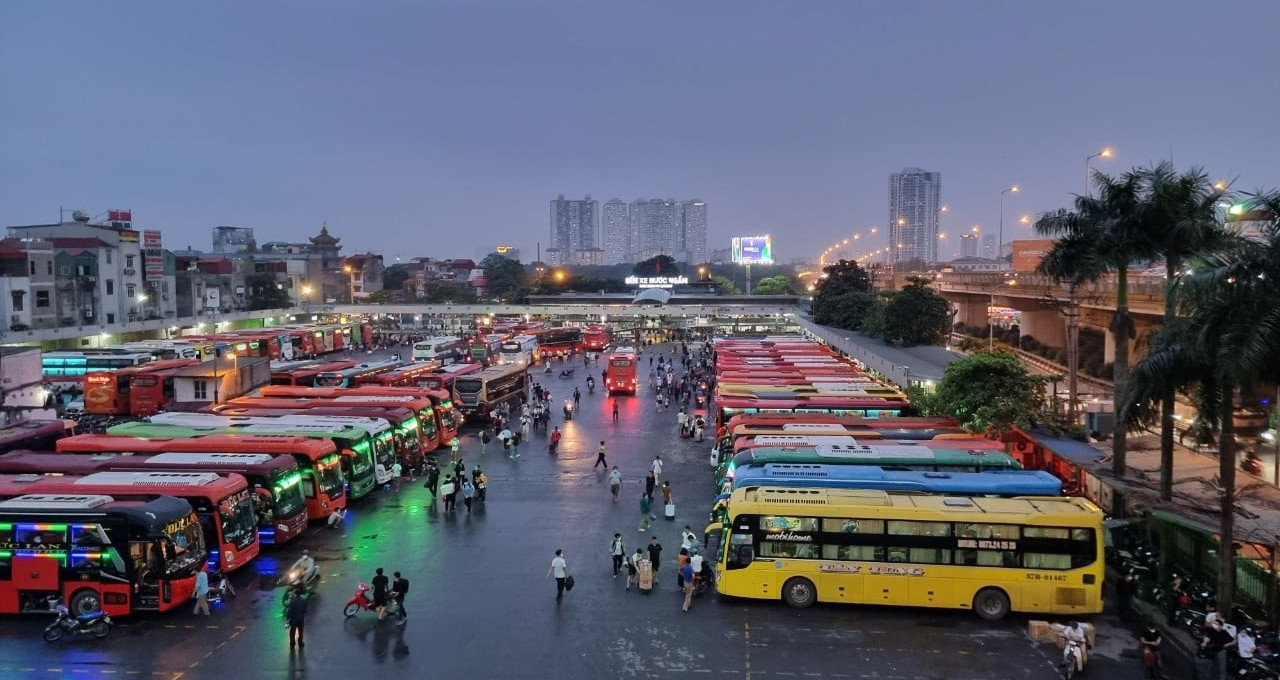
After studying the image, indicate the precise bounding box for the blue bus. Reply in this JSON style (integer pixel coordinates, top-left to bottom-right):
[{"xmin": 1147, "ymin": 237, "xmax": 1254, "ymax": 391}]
[{"xmin": 730, "ymin": 463, "xmax": 1062, "ymax": 497}]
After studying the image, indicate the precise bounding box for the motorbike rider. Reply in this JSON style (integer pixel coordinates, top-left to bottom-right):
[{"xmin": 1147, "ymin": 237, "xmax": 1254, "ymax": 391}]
[
  {"xmin": 550, "ymin": 427, "xmax": 562, "ymax": 453},
  {"xmin": 563, "ymin": 398, "xmax": 574, "ymax": 417},
  {"xmin": 587, "ymin": 376, "xmax": 595, "ymax": 392},
  {"xmin": 1061, "ymin": 621, "xmax": 1089, "ymax": 672},
  {"xmin": 291, "ymin": 550, "xmax": 319, "ymax": 586}
]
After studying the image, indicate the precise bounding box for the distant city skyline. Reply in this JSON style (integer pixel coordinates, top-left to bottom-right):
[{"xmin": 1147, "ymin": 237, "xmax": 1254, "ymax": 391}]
[{"xmin": 1, "ymin": 3, "xmax": 1276, "ymax": 265}]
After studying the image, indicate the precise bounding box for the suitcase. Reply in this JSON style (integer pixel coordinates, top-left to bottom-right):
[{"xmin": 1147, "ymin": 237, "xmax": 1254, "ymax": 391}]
[
  {"xmin": 664, "ymin": 503, "xmax": 676, "ymax": 520},
  {"xmin": 637, "ymin": 560, "xmax": 653, "ymax": 593}
]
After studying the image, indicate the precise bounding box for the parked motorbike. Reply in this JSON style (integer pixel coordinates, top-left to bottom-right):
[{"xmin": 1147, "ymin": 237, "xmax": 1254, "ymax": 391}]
[
  {"xmin": 43, "ymin": 600, "xmax": 112, "ymax": 643},
  {"xmin": 343, "ymin": 582, "xmax": 403, "ymax": 620},
  {"xmin": 1242, "ymin": 453, "xmax": 1264, "ymax": 476}
]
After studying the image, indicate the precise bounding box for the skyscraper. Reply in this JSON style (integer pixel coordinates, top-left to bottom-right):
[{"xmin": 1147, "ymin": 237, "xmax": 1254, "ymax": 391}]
[
  {"xmin": 681, "ymin": 199, "xmax": 708, "ymax": 263},
  {"xmin": 548, "ymin": 195, "xmax": 599, "ymax": 265},
  {"xmin": 602, "ymin": 199, "xmax": 630, "ymax": 264},
  {"xmin": 959, "ymin": 232, "xmax": 978, "ymax": 258},
  {"xmin": 629, "ymin": 198, "xmax": 683, "ymax": 261},
  {"xmin": 982, "ymin": 235, "xmax": 996, "ymax": 260},
  {"xmin": 888, "ymin": 168, "xmax": 942, "ymax": 264}
]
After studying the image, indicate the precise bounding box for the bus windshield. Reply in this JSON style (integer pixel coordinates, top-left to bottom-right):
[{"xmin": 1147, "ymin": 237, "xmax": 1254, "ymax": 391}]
[
  {"xmin": 273, "ymin": 469, "xmax": 307, "ymax": 521},
  {"xmin": 164, "ymin": 512, "xmax": 206, "ymax": 576},
  {"xmin": 349, "ymin": 441, "xmax": 375, "ymax": 477},
  {"xmin": 221, "ymin": 491, "xmax": 259, "ymax": 551},
  {"xmin": 316, "ymin": 456, "xmax": 345, "ymax": 499}
]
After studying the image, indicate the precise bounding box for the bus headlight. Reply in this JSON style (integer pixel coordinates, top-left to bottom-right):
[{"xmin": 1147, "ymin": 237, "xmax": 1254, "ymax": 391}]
[{"xmin": 277, "ymin": 524, "xmax": 289, "ymax": 534}]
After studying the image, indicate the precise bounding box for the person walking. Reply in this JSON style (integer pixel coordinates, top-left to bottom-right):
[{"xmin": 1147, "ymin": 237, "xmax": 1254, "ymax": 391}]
[
  {"xmin": 425, "ymin": 461, "xmax": 440, "ymax": 503},
  {"xmin": 638, "ymin": 493, "xmax": 652, "ymax": 532},
  {"xmin": 462, "ymin": 476, "xmax": 475, "ymax": 512},
  {"xmin": 192, "ymin": 565, "xmax": 212, "ymax": 616},
  {"xmin": 661, "ymin": 481, "xmax": 673, "ymax": 520},
  {"xmin": 474, "ymin": 468, "xmax": 488, "ymax": 502},
  {"xmin": 449, "ymin": 436, "xmax": 461, "ymax": 462},
  {"xmin": 680, "ymin": 558, "xmax": 696, "ymax": 612},
  {"xmin": 647, "ymin": 536, "xmax": 664, "ymax": 586},
  {"xmin": 390, "ymin": 460, "xmax": 402, "ymax": 492},
  {"xmin": 549, "ymin": 427, "xmax": 562, "ymax": 454},
  {"xmin": 440, "ymin": 475, "xmax": 457, "ymax": 512},
  {"xmin": 479, "ymin": 429, "xmax": 491, "ymax": 454},
  {"xmin": 626, "ymin": 547, "xmax": 643, "ymax": 591},
  {"xmin": 609, "ymin": 533, "xmax": 625, "ymax": 578},
  {"xmin": 644, "ymin": 469, "xmax": 656, "ymax": 503},
  {"xmin": 651, "ymin": 455, "xmax": 663, "ymax": 486},
  {"xmin": 391, "ymin": 571, "xmax": 409, "ymax": 624},
  {"xmin": 453, "ymin": 458, "xmax": 466, "ymax": 480},
  {"xmin": 612, "ymin": 401, "xmax": 619, "ymax": 422},
  {"xmin": 371, "ymin": 567, "xmax": 390, "ymax": 621},
  {"xmin": 511, "ymin": 431, "xmax": 521, "ymax": 458},
  {"xmin": 594, "ymin": 441, "xmax": 608, "ymax": 469},
  {"xmin": 545, "ymin": 549, "xmax": 571, "ymax": 601},
  {"xmin": 608, "ymin": 466, "xmax": 622, "ymax": 502},
  {"xmin": 285, "ymin": 584, "xmax": 308, "ymax": 649}
]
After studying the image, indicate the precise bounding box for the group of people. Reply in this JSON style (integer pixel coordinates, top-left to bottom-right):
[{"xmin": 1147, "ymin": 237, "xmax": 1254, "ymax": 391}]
[
  {"xmin": 676, "ymin": 409, "xmax": 706, "ymax": 441},
  {"xmin": 422, "ymin": 458, "xmax": 487, "ymax": 512}
]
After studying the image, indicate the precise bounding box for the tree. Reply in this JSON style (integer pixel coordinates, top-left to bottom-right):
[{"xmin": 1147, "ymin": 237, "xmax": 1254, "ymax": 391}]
[
  {"xmin": 246, "ymin": 273, "xmax": 291, "ymax": 310},
  {"xmin": 633, "ymin": 255, "xmax": 679, "ymax": 277},
  {"xmin": 812, "ymin": 260, "xmax": 874, "ymax": 327},
  {"xmin": 365, "ymin": 289, "xmax": 394, "ymax": 304},
  {"xmin": 933, "ymin": 352, "xmax": 1047, "ymax": 434},
  {"xmin": 709, "ymin": 275, "xmax": 740, "ymax": 295},
  {"xmin": 878, "ymin": 276, "xmax": 950, "ymax": 347},
  {"xmin": 382, "ymin": 265, "xmax": 411, "ymax": 291},
  {"xmin": 753, "ymin": 275, "xmax": 793, "ymax": 295},
  {"xmin": 480, "ymin": 254, "xmax": 527, "ymax": 301},
  {"xmin": 1036, "ymin": 169, "xmax": 1151, "ymax": 476},
  {"xmin": 1036, "ymin": 229, "xmax": 1105, "ymax": 425}
]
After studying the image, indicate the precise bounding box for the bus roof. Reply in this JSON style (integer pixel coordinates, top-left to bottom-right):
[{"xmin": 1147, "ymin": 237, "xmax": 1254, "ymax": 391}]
[
  {"xmin": 0, "ymin": 493, "xmax": 194, "ymax": 530},
  {"xmin": 106, "ymin": 421, "xmax": 370, "ymax": 440},
  {"xmin": 57, "ymin": 432, "xmax": 338, "ymax": 457},
  {"xmin": 148, "ymin": 412, "xmax": 390, "ymax": 436},
  {"xmin": 0, "ymin": 420, "xmax": 74, "ymax": 445},
  {"xmin": 732, "ymin": 464, "xmax": 1061, "ymax": 496},
  {"xmin": 728, "ymin": 486, "xmax": 1099, "ymax": 521}
]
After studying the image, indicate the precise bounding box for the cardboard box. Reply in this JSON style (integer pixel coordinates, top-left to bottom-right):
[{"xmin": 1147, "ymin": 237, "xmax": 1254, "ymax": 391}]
[{"xmin": 1028, "ymin": 620, "xmax": 1051, "ymax": 641}]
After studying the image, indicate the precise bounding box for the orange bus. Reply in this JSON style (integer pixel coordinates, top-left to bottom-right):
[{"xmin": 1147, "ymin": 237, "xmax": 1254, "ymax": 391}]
[
  {"xmin": 358, "ymin": 361, "xmax": 441, "ymax": 388},
  {"xmin": 0, "ymin": 471, "xmax": 259, "ymax": 574},
  {"xmin": 83, "ymin": 359, "xmax": 200, "ymax": 416},
  {"xmin": 58, "ymin": 433, "xmax": 346, "ymax": 522},
  {"xmin": 605, "ymin": 346, "xmax": 639, "ymax": 395},
  {"xmin": 0, "ymin": 493, "xmax": 206, "ymax": 617}
]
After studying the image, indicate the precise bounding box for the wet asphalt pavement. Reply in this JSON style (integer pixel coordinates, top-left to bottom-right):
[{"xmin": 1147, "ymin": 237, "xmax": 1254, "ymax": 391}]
[{"xmin": 0, "ymin": 345, "xmax": 1145, "ymax": 680}]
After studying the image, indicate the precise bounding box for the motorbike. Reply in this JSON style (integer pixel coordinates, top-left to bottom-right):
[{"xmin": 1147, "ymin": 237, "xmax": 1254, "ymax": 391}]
[
  {"xmin": 43, "ymin": 600, "xmax": 112, "ymax": 642},
  {"xmin": 1062, "ymin": 639, "xmax": 1086, "ymax": 680},
  {"xmin": 280, "ymin": 563, "xmax": 320, "ymax": 608},
  {"xmin": 1242, "ymin": 453, "xmax": 1264, "ymax": 475},
  {"xmin": 343, "ymin": 582, "xmax": 403, "ymax": 620},
  {"xmin": 563, "ymin": 402, "xmax": 574, "ymax": 420},
  {"xmin": 558, "ymin": 369, "xmax": 575, "ymax": 379}
]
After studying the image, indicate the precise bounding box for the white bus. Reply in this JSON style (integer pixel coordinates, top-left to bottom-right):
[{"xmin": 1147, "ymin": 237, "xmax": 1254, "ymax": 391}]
[
  {"xmin": 411, "ymin": 336, "xmax": 467, "ymax": 365},
  {"xmin": 499, "ymin": 335, "xmax": 539, "ymax": 367}
]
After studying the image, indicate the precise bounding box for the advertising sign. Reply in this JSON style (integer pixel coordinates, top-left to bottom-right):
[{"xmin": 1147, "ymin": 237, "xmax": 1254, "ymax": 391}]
[
  {"xmin": 144, "ymin": 255, "xmax": 165, "ymax": 279},
  {"xmin": 143, "ymin": 230, "xmax": 163, "ymax": 249},
  {"xmin": 1011, "ymin": 239, "xmax": 1056, "ymax": 273},
  {"xmin": 731, "ymin": 236, "xmax": 773, "ymax": 265}
]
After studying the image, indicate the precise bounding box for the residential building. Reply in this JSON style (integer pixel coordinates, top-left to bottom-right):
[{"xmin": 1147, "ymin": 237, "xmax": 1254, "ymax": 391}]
[
  {"xmin": 341, "ymin": 253, "xmax": 385, "ymax": 301},
  {"xmin": 602, "ymin": 199, "xmax": 630, "ymax": 264},
  {"xmin": 0, "ymin": 347, "xmax": 57, "ymax": 424},
  {"xmin": 629, "ymin": 198, "xmax": 683, "ymax": 261},
  {"xmin": 959, "ymin": 232, "xmax": 978, "ymax": 258},
  {"xmin": 681, "ymin": 199, "xmax": 708, "ymax": 264},
  {"xmin": 212, "ymin": 226, "xmax": 257, "ymax": 253},
  {"xmin": 982, "ymin": 235, "xmax": 996, "ymax": 260},
  {"xmin": 888, "ymin": 168, "xmax": 942, "ymax": 264},
  {"xmin": 548, "ymin": 195, "xmax": 599, "ymax": 266}
]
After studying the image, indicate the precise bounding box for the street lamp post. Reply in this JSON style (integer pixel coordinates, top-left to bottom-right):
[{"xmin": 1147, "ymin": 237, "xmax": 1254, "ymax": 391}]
[
  {"xmin": 1085, "ymin": 147, "xmax": 1113, "ymax": 198},
  {"xmin": 998, "ymin": 186, "xmax": 1019, "ymax": 270}
]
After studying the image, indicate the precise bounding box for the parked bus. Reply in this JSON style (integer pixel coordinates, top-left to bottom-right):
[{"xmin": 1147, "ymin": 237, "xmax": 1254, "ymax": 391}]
[
  {"xmin": 721, "ymin": 444, "xmax": 1023, "ymax": 485},
  {"xmin": 43, "ymin": 351, "xmax": 154, "ymax": 388},
  {"xmin": 730, "ymin": 463, "xmax": 1061, "ymax": 496},
  {"xmin": 412, "ymin": 336, "xmax": 467, "ymax": 365},
  {"xmin": 453, "ymin": 364, "xmax": 530, "ymax": 419},
  {"xmin": 0, "ymin": 471, "xmax": 259, "ymax": 574},
  {"xmin": 0, "ymin": 420, "xmax": 76, "ymax": 455},
  {"xmin": 0, "ymin": 451, "xmax": 309, "ymax": 546},
  {"xmin": 605, "ymin": 346, "xmax": 639, "ymax": 395},
  {"xmin": 412, "ymin": 363, "xmax": 482, "ymax": 394},
  {"xmin": 357, "ymin": 361, "xmax": 441, "ymax": 388},
  {"xmin": 257, "ymin": 385, "xmax": 459, "ymax": 450},
  {"xmin": 715, "ymin": 396, "xmax": 907, "ymax": 430},
  {"xmin": 118, "ymin": 340, "xmax": 209, "ymax": 360},
  {"xmin": 313, "ymin": 360, "xmax": 403, "ymax": 387},
  {"xmin": 111, "ymin": 417, "xmax": 380, "ymax": 501},
  {"xmin": 59, "ymin": 433, "xmax": 346, "ymax": 522},
  {"xmin": 534, "ymin": 327, "xmax": 583, "ymax": 358},
  {"xmin": 83, "ymin": 359, "xmax": 200, "ymax": 416},
  {"xmin": 582, "ymin": 324, "xmax": 613, "ymax": 352},
  {"xmin": 499, "ymin": 334, "xmax": 539, "ymax": 367},
  {"xmin": 214, "ymin": 402, "xmax": 426, "ymax": 469},
  {"xmin": 270, "ymin": 359, "xmax": 359, "ymax": 387},
  {"xmin": 0, "ymin": 493, "xmax": 206, "ymax": 616},
  {"xmin": 468, "ymin": 334, "xmax": 505, "ymax": 366},
  {"xmin": 709, "ymin": 487, "xmax": 1104, "ymax": 620}
]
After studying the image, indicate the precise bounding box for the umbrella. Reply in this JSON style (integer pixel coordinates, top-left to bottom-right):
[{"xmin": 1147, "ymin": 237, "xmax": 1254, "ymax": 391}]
[{"xmin": 498, "ymin": 429, "xmax": 513, "ymax": 441}]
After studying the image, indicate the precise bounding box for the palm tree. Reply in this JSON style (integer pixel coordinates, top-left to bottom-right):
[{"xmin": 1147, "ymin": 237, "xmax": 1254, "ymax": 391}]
[
  {"xmin": 1036, "ymin": 170, "xmax": 1151, "ymax": 475},
  {"xmin": 1136, "ymin": 163, "xmax": 1229, "ymax": 500}
]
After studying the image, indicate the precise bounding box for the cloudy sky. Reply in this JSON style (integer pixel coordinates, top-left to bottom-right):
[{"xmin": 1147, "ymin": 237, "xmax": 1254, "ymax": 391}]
[{"xmin": 3, "ymin": 0, "xmax": 1277, "ymax": 263}]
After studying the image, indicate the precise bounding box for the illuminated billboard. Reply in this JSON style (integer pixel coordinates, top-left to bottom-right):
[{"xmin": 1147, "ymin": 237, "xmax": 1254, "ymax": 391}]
[{"xmin": 731, "ymin": 235, "xmax": 773, "ymax": 265}]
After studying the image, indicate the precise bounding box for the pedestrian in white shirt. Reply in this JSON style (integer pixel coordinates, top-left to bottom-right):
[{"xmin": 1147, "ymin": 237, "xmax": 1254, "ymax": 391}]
[
  {"xmin": 651, "ymin": 456, "xmax": 663, "ymax": 485},
  {"xmin": 545, "ymin": 549, "xmax": 570, "ymax": 601}
]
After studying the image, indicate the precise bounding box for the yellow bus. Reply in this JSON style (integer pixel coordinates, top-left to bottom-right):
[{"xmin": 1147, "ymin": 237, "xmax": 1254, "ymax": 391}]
[{"xmin": 710, "ymin": 487, "xmax": 1104, "ymax": 620}]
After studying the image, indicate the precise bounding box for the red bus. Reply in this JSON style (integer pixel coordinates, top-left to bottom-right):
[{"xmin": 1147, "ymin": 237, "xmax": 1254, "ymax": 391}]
[
  {"xmin": 258, "ymin": 385, "xmax": 460, "ymax": 446},
  {"xmin": 417, "ymin": 363, "xmax": 483, "ymax": 393},
  {"xmin": 0, "ymin": 420, "xmax": 76, "ymax": 455},
  {"xmin": 357, "ymin": 361, "xmax": 441, "ymax": 388},
  {"xmin": 605, "ymin": 346, "xmax": 639, "ymax": 395},
  {"xmin": 715, "ymin": 396, "xmax": 907, "ymax": 431},
  {"xmin": 314, "ymin": 360, "xmax": 403, "ymax": 387},
  {"xmin": 0, "ymin": 493, "xmax": 206, "ymax": 616},
  {"xmin": 214, "ymin": 401, "xmax": 431, "ymax": 466},
  {"xmin": 582, "ymin": 324, "xmax": 613, "ymax": 352},
  {"xmin": 0, "ymin": 450, "xmax": 309, "ymax": 546},
  {"xmin": 216, "ymin": 331, "xmax": 282, "ymax": 360},
  {"xmin": 270, "ymin": 359, "xmax": 359, "ymax": 386},
  {"xmin": 58, "ymin": 434, "xmax": 346, "ymax": 522},
  {"xmin": 83, "ymin": 359, "xmax": 201, "ymax": 416},
  {"xmin": 0, "ymin": 471, "xmax": 259, "ymax": 574},
  {"xmin": 534, "ymin": 327, "xmax": 583, "ymax": 358}
]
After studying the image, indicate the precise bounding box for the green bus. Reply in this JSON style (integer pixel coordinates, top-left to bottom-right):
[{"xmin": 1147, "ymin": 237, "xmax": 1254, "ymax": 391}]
[{"xmin": 109, "ymin": 419, "xmax": 381, "ymax": 501}]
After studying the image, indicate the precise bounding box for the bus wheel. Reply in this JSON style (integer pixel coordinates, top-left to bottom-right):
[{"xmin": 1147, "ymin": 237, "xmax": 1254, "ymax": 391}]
[
  {"xmin": 69, "ymin": 589, "xmax": 102, "ymax": 617},
  {"xmin": 781, "ymin": 577, "xmax": 816, "ymax": 608},
  {"xmin": 972, "ymin": 587, "xmax": 1010, "ymax": 621}
]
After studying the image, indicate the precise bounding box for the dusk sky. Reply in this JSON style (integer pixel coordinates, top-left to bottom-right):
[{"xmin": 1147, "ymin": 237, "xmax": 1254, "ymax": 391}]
[{"xmin": 3, "ymin": 1, "xmax": 1277, "ymax": 265}]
